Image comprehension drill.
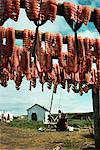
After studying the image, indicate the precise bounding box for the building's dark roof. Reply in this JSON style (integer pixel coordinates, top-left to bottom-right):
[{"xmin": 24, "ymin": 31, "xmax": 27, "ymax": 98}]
[{"xmin": 27, "ymin": 104, "xmax": 49, "ymax": 112}]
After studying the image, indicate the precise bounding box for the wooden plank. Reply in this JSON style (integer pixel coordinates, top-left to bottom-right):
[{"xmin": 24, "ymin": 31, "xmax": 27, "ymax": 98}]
[
  {"xmin": 15, "ymin": 29, "xmax": 97, "ymax": 45},
  {"xmin": 15, "ymin": 30, "xmax": 68, "ymax": 43},
  {"xmin": 20, "ymin": 0, "xmax": 95, "ymax": 22},
  {"xmin": 15, "ymin": 29, "xmax": 97, "ymax": 60},
  {"xmin": 92, "ymin": 87, "xmax": 100, "ymax": 149},
  {"xmin": 43, "ymin": 122, "xmax": 57, "ymax": 125}
]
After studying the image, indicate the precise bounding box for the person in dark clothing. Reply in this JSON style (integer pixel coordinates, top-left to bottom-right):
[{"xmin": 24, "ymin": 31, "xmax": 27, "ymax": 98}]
[
  {"xmin": 47, "ymin": 114, "xmax": 52, "ymax": 129},
  {"xmin": 56, "ymin": 110, "xmax": 68, "ymax": 131},
  {"xmin": 56, "ymin": 110, "xmax": 61, "ymax": 131}
]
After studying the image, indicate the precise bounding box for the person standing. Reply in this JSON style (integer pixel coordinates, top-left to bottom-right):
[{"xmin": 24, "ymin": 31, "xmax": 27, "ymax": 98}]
[
  {"xmin": 56, "ymin": 110, "xmax": 62, "ymax": 131},
  {"xmin": 47, "ymin": 114, "xmax": 52, "ymax": 129}
]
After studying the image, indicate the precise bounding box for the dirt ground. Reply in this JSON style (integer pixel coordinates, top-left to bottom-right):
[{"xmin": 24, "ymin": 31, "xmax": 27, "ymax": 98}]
[{"xmin": 0, "ymin": 122, "xmax": 95, "ymax": 150}]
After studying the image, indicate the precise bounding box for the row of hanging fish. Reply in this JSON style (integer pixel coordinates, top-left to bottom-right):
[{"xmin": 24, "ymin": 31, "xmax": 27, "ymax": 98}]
[
  {"xmin": 0, "ymin": 27, "xmax": 100, "ymax": 94},
  {"xmin": 0, "ymin": 0, "xmax": 57, "ymax": 25},
  {"xmin": 63, "ymin": 2, "xmax": 100, "ymax": 33},
  {"xmin": 0, "ymin": 0, "xmax": 100, "ymax": 32}
]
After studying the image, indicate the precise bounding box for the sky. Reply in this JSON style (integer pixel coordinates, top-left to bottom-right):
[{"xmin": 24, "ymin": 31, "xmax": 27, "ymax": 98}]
[{"xmin": 0, "ymin": 0, "xmax": 100, "ymax": 116}]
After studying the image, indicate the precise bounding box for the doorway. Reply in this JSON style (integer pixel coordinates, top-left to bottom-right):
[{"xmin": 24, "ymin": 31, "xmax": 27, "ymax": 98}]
[{"xmin": 31, "ymin": 113, "xmax": 37, "ymax": 121}]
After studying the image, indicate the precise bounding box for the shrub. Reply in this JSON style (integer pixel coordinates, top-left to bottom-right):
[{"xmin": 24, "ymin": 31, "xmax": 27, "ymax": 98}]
[
  {"xmin": 8, "ymin": 118, "xmax": 44, "ymax": 129},
  {"xmin": 68, "ymin": 119, "xmax": 93, "ymax": 127}
]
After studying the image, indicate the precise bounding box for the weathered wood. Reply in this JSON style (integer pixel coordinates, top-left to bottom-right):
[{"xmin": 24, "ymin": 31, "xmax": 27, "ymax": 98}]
[
  {"xmin": 15, "ymin": 29, "xmax": 97, "ymax": 60},
  {"xmin": 50, "ymin": 91, "xmax": 54, "ymax": 114},
  {"xmin": 15, "ymin": 29, "xmax": 97, "ymax": 44},
  {"xmin": 15, "ymin": 29, "xmax": 68, "ymax": 43},
  {"xmin": 20, "ymin": 0, "xmax": 95, "ymax": 22},
  {"xmin": 92, "ymin": 87, "xmax": 100, "ymax": 149}
]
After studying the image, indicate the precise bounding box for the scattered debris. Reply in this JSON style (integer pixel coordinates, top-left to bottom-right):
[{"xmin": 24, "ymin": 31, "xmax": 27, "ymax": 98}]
[
  {"xmin": 38, "ymin": 127, "xmax": 45, "ymax": 132},
  {"xmin": 53, "ymin": 143, "xmax": 64, "ymax": 150},
  {"xmin": 53, "ymin": 145, "xmax": 61, "ymax": 150}
]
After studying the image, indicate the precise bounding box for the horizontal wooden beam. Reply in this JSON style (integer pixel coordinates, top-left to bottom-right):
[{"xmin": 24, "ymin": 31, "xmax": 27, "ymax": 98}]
[
  {"xmin": 15, "ymin": 29, "xmax": 68, "ymax": 43},
  {"xmin": 20, "ymin": 0, "xmax": 95, "ymax": 22},
  {"xmin": 15, "ymin": 29, "xmax": 97, "ymax": 61},
  {"xmin": 15, "ymin": 29, "xmax": 97, "ymax": 44}
]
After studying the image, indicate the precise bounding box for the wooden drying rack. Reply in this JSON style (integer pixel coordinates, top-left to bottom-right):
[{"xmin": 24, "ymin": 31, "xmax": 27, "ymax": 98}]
[
  {"xmin": 4, "ymin": 0, "xmax": 100, "ymax": 148},
  {"xmin": 20, "ymin": 2, "xmax": 100, "ymax": 148}
]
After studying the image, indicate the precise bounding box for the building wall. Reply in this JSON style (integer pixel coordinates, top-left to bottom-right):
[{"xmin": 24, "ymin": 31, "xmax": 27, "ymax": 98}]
[{"xmin": 27, "ymin": 105, "xmax": 48, "ymax": 121}]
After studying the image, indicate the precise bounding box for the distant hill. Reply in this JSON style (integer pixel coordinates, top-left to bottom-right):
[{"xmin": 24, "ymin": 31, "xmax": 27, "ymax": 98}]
[
  {"xmin": 67, "ymin": 112, "xmax": 93, "ymax": 119},
  {"xmin": 52, "ymin": 112, "xmax": 93, "ymax": 120}
]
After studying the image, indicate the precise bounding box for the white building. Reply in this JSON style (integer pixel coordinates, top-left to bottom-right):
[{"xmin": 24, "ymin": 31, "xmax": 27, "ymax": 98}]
[
  {"xmin": 27, "ymin": 104, "xmax": 49, "ymax": 121},
  {"xmin": 0, "ymin": 111, "xmax": 13, "ymax": 122}
]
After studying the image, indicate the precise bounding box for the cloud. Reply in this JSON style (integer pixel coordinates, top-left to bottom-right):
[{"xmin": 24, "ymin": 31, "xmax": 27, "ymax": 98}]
[
  {"xmin": 58, "ymin": 0, "xmax": 78, "ymax": 4},
  {"xmin": 58, "ymin": 0, "xmax": 100, "ymax": 7},
  {"xmin": 0, "ymin": 78, "xmax": 93, "ymax": 115},
  {"xmin": 3, "ymin": 9, "xmax": 36, "ymax": 30},
  {"xmin": 78, "ymin": 30, "xmax": 100, "ymax": 38}
]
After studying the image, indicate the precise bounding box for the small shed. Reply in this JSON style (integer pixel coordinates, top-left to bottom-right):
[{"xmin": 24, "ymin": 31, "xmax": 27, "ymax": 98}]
[{"xmin": 27, "ymin": 104, "xmax": 49, "ymax": 121}]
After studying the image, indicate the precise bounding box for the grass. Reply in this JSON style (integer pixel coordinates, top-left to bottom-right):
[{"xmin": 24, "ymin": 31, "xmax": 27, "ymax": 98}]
[
  {"xmin": 0, "ymin": 119, "xmax": 95, "ymax": 150},
  {"xmin": 8, "ymin": 118, "xmax": 44, "ymax": 129},
  {"xmin": 0, "ymin": 122, "xmax": 95, "ymax": 150},
  {"xmin": 8, "ymin": 118, "xmax": 94, "ymax": 129},
  {"xmin": 68, "ymin": 119, "xmax": 94, "ymax": 128}
]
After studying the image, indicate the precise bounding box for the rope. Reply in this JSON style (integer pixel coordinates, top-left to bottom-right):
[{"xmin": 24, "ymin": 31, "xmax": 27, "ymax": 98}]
[
  {"xmin": 50, "ymin": 89, "xmax": 54, "ymax": 114},
  {"xmin": 58, "ymin": 89, "xmax": 62, "ymax": 110},
  {"xmin": 75, "ymin": 31, "xmax": 79, "ymax": 65},
  {"xmin": 29, "ymin": 0, "xmax": 43, "ymax": 91},
  {"xmin": 32, "ymin": 0, "xmax": 43, "ymax": 60}
]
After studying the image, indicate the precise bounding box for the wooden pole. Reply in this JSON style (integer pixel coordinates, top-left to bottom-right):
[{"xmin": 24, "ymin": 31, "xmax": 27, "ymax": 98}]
[
  {"xmin": 49, "ymin": 91, "xmax": 54, "ymax": 114},
  {"xmin": 92, "ymin": 87, "xmax": 100, "ymax": 149}
]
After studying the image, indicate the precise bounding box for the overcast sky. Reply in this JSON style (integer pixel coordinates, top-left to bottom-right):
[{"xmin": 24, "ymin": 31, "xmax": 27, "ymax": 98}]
[{"xmin": 0, "ymin": 0, "xmax": 100, "ymax": 116}]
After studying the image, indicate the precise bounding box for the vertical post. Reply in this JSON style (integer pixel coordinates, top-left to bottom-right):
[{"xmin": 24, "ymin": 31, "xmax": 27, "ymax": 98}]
[
  {"xmin": 49, "ymin": 91, "xmax": 54, "ymax": 114},
  {"xmin": 92, "ymin": 87, "xmax": 100, "ymax": 149}
]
